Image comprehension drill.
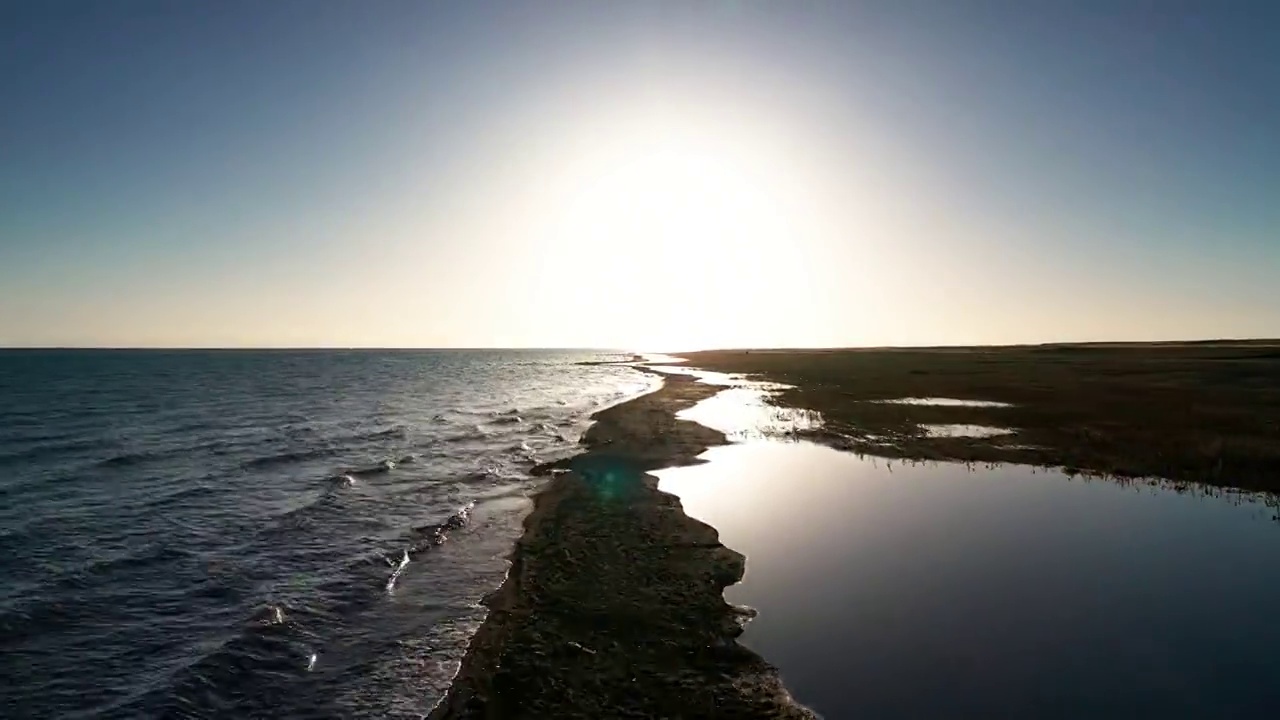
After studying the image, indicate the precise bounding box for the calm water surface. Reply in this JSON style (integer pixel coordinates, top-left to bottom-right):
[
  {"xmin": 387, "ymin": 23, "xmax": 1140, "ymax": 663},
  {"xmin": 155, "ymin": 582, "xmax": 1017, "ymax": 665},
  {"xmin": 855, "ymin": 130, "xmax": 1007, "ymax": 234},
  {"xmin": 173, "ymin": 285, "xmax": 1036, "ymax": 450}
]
[
  {"xmin": 658, "ymin": 372, "xmax": 1280, "ymax": 719},
  {"xmin": 0, "ymin": 350, "xmax": 652, "ymax": 719}
]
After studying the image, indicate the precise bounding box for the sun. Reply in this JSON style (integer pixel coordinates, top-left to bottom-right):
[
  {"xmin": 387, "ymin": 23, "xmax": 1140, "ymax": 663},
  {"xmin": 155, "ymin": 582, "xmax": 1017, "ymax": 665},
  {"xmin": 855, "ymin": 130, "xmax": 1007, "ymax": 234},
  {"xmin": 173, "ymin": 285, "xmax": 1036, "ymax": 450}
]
[{"xmin": 513, "ymin": 103, "xmax": 833, "ymax": 351}]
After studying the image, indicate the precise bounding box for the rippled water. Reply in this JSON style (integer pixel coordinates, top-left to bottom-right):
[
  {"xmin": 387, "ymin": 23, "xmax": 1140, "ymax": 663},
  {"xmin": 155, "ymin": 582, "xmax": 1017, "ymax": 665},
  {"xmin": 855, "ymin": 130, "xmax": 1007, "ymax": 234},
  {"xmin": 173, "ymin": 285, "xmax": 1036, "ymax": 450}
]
[
  {"xmin": 659, "ymin": 371, "xmax": 1280, "ymax": 719},
  {"xmin": 0, "ymin": 350, "xmax": 653, "ymax": 719}
]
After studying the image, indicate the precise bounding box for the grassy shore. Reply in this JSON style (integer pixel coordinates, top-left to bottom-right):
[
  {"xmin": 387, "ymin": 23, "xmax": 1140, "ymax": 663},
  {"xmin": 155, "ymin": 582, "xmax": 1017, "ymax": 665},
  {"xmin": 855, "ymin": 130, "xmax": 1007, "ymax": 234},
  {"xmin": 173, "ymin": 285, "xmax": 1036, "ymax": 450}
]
[
  {"xmin": 429, "ymin": 370, "xmax": 814, "ymax": 719},
  {"xmin": 683, "ymin": 340, "xmax": 1280, "ymax": 493}
]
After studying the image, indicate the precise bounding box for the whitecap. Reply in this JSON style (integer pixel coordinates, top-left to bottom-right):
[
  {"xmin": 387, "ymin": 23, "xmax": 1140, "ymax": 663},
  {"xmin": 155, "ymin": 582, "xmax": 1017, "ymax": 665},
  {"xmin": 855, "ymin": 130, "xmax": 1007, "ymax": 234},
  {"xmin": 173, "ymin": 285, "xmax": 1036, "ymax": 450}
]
[{"xmin": 386, "ymin": 549, "xmax": 410, "ymax": 593}]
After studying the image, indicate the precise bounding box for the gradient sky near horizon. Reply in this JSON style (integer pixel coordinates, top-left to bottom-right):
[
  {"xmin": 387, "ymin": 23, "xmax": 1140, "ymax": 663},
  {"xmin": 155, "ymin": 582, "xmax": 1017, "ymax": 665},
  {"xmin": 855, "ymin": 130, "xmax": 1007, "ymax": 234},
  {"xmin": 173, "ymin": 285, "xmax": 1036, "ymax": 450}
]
[{"xmin": 2, "ymin": 1, "xmax": 1277, "ymax": 349}]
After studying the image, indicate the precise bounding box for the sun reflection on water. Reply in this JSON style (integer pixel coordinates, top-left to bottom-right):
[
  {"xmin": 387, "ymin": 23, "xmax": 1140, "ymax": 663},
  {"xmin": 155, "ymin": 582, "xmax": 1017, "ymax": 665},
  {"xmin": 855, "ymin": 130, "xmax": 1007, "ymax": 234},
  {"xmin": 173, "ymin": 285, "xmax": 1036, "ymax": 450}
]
[{"xmin": 649, "ymin": 365, "xmax": 822, "ymax": 442}]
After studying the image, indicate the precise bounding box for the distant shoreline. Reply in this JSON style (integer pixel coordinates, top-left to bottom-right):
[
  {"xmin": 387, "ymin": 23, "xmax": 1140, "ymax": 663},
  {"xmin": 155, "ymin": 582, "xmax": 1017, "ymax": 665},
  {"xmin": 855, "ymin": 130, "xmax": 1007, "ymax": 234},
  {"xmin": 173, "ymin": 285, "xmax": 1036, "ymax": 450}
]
[
  {"xmin": 0, "ymin": 347, "xmax": 630, "ymax": 352},
  {"xmin": 2, "ymin": 338, "xmax": 1276, "ymax": 352},
  {"xmin": 683, "ymin": 344, "xmax": 1280, "ymax": 495}
]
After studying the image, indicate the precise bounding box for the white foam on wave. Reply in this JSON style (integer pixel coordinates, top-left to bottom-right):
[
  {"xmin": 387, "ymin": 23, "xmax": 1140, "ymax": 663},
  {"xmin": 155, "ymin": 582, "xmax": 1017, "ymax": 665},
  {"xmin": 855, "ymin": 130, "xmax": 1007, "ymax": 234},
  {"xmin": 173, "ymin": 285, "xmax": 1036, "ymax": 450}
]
[
  {"xmin": 4, "ymin": 350, "xmax": 658, "ymax": 717},
  {"xmin": 385, "ymin": 549, "xmax": 410, "ymax": 593}
]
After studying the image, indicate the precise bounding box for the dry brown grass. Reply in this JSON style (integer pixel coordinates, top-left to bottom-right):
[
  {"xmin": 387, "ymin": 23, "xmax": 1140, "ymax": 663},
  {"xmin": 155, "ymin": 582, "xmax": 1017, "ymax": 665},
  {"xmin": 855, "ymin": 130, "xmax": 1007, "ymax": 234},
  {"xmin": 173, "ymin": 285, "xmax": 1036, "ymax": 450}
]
[{"xmin": 683, "ymin": 341, "xmax": 1280, "ymax": 493}]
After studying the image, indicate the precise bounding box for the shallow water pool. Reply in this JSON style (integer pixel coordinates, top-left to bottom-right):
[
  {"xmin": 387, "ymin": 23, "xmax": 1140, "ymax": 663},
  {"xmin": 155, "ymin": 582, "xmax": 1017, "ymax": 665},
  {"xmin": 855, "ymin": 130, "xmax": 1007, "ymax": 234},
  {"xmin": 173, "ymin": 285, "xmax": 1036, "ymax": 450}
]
[
  {"xmin": 920, "ymin": 423, "xmax": 1015, "ymax": 438},
  {"xmin": 871, "ymin": 397, "xmax": 1013, "ymax": 408},
  {"xmin": 657, "ymin": 377, "xmax": 1280, "ymax": 719}
]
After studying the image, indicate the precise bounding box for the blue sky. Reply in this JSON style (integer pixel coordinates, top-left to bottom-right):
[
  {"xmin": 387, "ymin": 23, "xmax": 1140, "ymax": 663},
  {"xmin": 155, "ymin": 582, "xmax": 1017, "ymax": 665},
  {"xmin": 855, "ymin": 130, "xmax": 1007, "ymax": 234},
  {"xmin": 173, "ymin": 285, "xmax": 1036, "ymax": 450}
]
[{"xmin": 2, "ymin": 1, "xmax": 1277, "ymax": 348}]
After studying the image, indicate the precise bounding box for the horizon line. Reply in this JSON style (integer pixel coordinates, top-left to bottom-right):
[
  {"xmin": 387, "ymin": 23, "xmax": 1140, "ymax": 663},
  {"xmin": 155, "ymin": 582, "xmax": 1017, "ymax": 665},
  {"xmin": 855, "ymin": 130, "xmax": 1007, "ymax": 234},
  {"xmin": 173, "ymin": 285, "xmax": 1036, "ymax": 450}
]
[{"xmin": 1, "ymin": 338, "xmax": 1277, "ymax": 352}]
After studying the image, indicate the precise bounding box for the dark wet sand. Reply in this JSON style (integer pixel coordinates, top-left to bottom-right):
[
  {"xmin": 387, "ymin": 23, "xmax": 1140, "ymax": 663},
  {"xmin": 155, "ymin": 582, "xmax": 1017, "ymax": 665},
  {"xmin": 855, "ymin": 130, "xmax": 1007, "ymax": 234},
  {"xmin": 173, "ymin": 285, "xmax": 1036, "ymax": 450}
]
[{"xmin": 429, "ymin": 371, "xmax": 814, "ymax": 719}]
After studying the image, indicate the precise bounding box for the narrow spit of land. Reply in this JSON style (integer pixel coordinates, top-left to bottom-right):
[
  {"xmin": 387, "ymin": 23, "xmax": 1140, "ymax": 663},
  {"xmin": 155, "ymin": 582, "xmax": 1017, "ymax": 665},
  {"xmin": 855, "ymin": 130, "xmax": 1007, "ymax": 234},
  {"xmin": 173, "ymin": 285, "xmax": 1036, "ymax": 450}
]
[
  {"xmin": 684, "ymin": 340, "xmax": 1280, "ymax": 493},
  {"xmin": 429, "ymin": 369, "xmax": 815, "ymax": 719}
]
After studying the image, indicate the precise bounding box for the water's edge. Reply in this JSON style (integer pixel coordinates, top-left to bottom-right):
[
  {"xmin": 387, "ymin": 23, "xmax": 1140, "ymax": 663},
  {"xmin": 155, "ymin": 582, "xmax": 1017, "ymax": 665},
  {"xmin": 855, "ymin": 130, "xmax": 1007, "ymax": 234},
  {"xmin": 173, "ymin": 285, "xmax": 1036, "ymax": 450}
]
[
  {"xmin": 0, "ymin": 350, "xmax": 655, "ymax": 717},
  {"xmin": 428, "ymin": 365, "xmax": 816, "ymax": 718}
]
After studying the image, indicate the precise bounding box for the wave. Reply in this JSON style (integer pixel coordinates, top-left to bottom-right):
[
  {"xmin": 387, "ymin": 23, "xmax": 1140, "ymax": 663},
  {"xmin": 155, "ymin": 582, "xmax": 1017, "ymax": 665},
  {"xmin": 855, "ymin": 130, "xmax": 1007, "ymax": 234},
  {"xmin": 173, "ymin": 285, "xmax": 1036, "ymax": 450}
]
[
  {"xmin": 1, "ymin": 538, "xmax": 202, "ymax": 617},
  {"xmin": 348, "ymin": 458, "xmax": 397, "ymax": 476},
  {"xmin": 148, "ymin": 611, "xmax": 319, "ymax": 717},
  {"xmin": 98, "ymin": 436, "xmax": 258, "ymax": 469},
  {"xmin": 361, "ymin": 426, "xmax": 408, "ymax": 441},
  {"xmin": 249, "ymin": 603, "xmax": 288, "ymax": 626},
  {"xmin": 0, "ymin": 350, "xmax": 653, "ymax": 718},
  {"xmin": 241, "ymin": 447, "xmax": 339, "ymax": 470},
  {"xmin": 327, "ymin": 473, "xmax": 357, "ymax": 490},
  {"xmin": 371, "ymin": 425, "xmax": 409, "ymax": 438},
  {"xmin": 508, "ymin": 440, "xmax": 539, "ymax": 462},
  {"xmin": 406, "ymin": 501, "xmax": 476, "ymax": 556},
  {"xmin": 0, "ymin": 577, "xmax": 154, "ymax": 647},
  {"xmin": 536, "ymin": 422, "xmax": 573, "ymax": 443},
  {"xmin": 441, "ymin": 426, "xmax": 491, "ymax": 443},
  {"xmin": 259, "ymin": 467, "xmax": 378, "ymax": 535},
  {"xmin": 293, "ymin": 424, "xmax": 409, "ymax": 446},
  {"xmin": 161, "ymin": 419, "xmax": 220, "ymax": 436},
  {"xmin": 385, "ymin": 550, "xmax": 410, "ymax": 592},
  {"xmin": 0, "ymin": 427, "xmax": 81, "ymax": 445},
  {"xmin": 0, "ymin": 437, "xmax": 118, "ymax": 467},
  {"xmin": 141, "ymin": 481, "xmax": 222, "ymax": 513},
  {"xmin": 78, "ymin": 543, "xmax": 195, "ymax": 580},
  {"xmin": 97, "ymin": 448, "xmax": 179, "ymax": 468},
  {"xmin": 249, "ymin": 499, "xmax": 483, "ymax": 651},
  {"xmin": 454, "ymin": 470, "xmax": 497, "ymax": 485}
]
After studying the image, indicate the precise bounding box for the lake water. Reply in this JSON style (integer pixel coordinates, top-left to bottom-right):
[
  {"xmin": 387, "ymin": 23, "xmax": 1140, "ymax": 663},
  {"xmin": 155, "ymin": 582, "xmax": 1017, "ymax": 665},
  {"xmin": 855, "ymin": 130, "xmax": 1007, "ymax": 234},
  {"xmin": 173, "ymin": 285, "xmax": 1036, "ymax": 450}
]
[
  {"xmin": 8, "ymin": 352, "xmax": 1278, "ymax": 718},
  {"xmin": 0, "ymin": 350, "xmax": 653, "ymax": 719},
  {"xmin": 657, "ymin": 373, "xmax": 1280, "ymax": 719}
]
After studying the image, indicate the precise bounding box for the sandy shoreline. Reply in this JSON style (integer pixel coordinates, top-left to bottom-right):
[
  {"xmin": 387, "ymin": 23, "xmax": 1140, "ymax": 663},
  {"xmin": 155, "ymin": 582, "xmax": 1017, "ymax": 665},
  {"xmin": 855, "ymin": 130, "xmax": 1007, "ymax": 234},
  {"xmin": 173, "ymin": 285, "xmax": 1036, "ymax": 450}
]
[{"xmin": 429, "ymin": 369, "xmax": 815, "ymax": 718}]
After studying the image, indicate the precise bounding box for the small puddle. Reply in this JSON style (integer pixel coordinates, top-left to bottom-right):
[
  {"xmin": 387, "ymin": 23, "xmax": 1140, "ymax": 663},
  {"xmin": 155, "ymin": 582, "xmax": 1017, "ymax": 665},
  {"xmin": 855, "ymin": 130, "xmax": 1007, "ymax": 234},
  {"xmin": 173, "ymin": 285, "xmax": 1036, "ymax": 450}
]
[
  {"xmin": 871, "ymin": 397, "xmax": 1012, "ymax": 407},
  {"xmin": 647, "ymin": 364, "xmax": 819, "ymax": 441},
  {"xmin": 645, "ymin": 365, "xmax": 749, "ymax": 387},
  {"xmin": 920, "ymin": 423, "xmax": 1014, "ymax": 438},
  {"xmin": 678, "ymin": 388, "xmax": 821, "ymax": 442}
]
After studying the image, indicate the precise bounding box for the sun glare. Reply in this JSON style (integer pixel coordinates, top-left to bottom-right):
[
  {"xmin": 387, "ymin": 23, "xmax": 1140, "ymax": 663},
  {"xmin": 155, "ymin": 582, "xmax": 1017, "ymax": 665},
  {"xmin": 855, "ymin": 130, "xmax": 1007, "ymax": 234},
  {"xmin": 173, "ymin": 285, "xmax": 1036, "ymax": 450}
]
[{"xmin": 524, "ymin": 107, "xmax": 828, "ymax": 350}]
